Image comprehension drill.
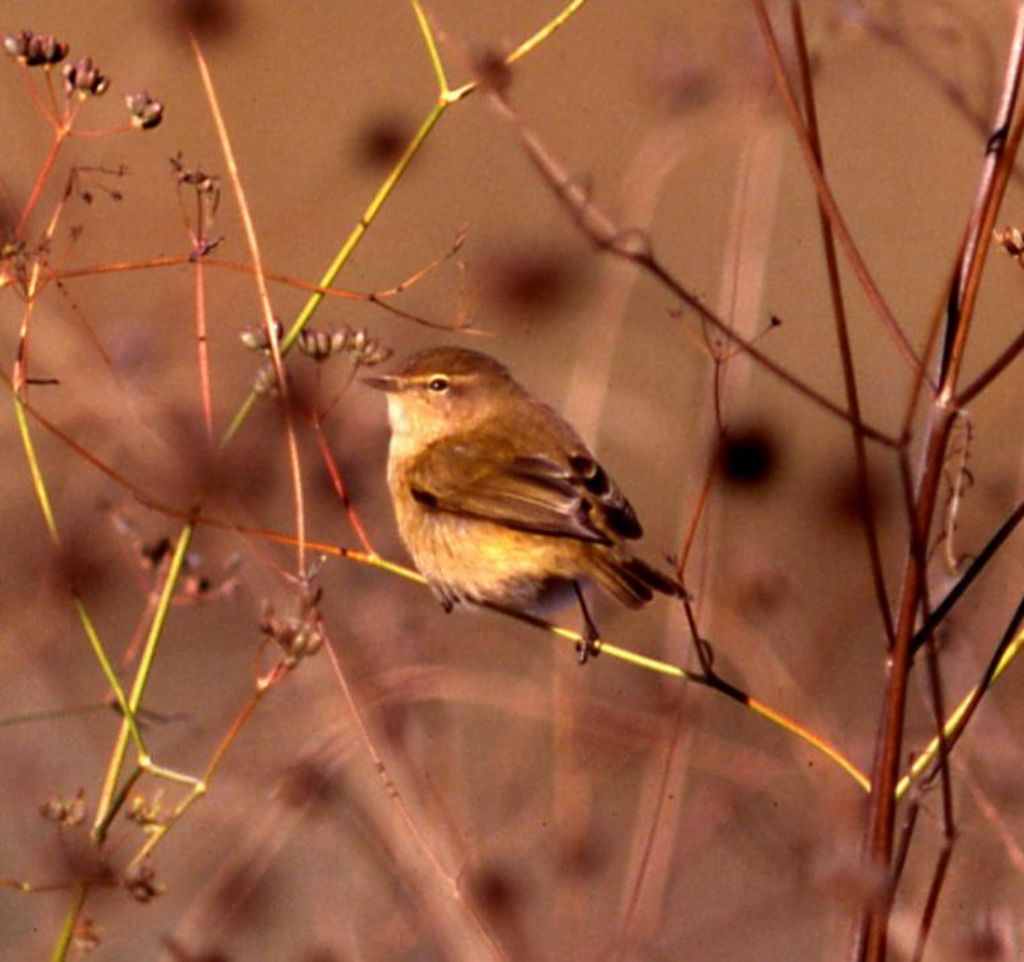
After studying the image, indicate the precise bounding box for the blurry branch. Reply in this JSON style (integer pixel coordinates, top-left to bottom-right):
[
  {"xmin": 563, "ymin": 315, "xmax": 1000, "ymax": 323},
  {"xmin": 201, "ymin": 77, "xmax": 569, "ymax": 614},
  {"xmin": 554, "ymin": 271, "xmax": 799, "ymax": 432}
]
[
  {"xmin": 2, "ymin": 55, "xmax": 210, "ymax": 957},
  {"xmin": 171, "ymin": 156, "xmax": 220, "ymax": 439},
  {"xmin": 3, "ymin": 360, "xmax": 873, "ymax": 791},
  {"xmin": 47, "ymin": 233, "xmax": 472, "ymax": 331},
  {"xmin": 852, "ymin": 3, "xmax": 1024, "ymax": 959},
  {"xmin": 320, "ymin": 634, "xmax": 511, "ymax": 962},
  {"xmin": 789, "ymin": 2, "xmax": 895, "ymax": 646},
  {"xmin": 92, "ymin": 522, "xmax": 204, "ymax": 845},
  {"xmin": 752, "ymin": 1, "xmax": 925, "ymax": 383},
  {"xmin": 910, "ymin": 495, "xmax": 1024, "ymax": 658},
  {"xmin": 188, "ymin": 33, "xmax": 310, "ymax": 579},
  {"xmin": 220, "ymin": 0, "xmax": 592, "ymax": 447},
  {"xmin": 479, "ymin": 75, "xmax": 899, "ymax": 446},
  {"xmin": 954, "ymin": 322, "xmax": 1024, "ymax": 404},
  {"xmin": 898, "ymin": 600, "xmax": 1024, "ymax": 799},
  {"xmin": 857, "ymin": 3, "xmax": 1024, "ymax": 187},
  {"xmin": 14, "ymin": 352, "xmax": 1020, "ymax": 803},
  {"xmin": 455, "ymin": 3, "xmax": 1024, "ymax": 957}
]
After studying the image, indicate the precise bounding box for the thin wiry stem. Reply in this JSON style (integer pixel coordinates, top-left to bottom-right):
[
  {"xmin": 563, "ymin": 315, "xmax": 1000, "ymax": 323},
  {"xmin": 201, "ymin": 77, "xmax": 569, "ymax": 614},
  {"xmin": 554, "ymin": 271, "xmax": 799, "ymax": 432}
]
[
  {"xmin": 483, "ymin": 87, "xmax": 900, "ymax": 446},
  {"xmin": 789, "ymin": 0, "xmax": 895, "ymax": 646},
  {"xmin": 855, "ymin": 6, "xmax": 1024, "ymax": 959},
  {"xmin": 752, "ymin": 0, "xmax": 926, "ymax": 383}
]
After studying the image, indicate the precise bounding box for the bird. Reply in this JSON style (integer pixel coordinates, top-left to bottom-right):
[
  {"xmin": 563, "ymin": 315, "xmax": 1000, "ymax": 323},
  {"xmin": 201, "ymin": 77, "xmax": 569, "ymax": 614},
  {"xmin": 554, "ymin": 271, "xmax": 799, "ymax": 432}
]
[{"xmin": 364, "ymin": 345, "xmax": 682, "ymax": 662}]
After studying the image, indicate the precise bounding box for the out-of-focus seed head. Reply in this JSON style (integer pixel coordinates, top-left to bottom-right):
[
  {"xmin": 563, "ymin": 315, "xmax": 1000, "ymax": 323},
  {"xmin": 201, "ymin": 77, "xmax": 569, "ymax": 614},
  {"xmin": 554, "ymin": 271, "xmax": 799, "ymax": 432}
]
[
  {"xmin": 297, "ymin": 327, "xmax": 339, "ymax": 361},
  {"xmin": 38, "ymin": 788, "xmax": 87, "ymax": 827},
  {"xmin": 62, "ymin": 57, "xmax": 110, "ymax": 97},
  {"xmin": 126, "ymin": 91, "xmax": 164, "ymax": 130},
  {"xmin": 345, "ymin": 326, "xmax": 393, "ymax": 366},
  {"xmin": 240, "ymin": 318, "xmax": 285, "ymax": 353},
  {"xmin": 252, "ymin": 362, "xmax": 284, "ymax": 399},
  {"xmin": 123, "ymin": 860, "xmax": 164, "ymax": 903},
  {"xmin": 4, "ymin": 31, "xmax": 69, "ymax": 67},
  {"xmin": 296, "ymin": 324, "xmax": 392, "ymax": 366}
]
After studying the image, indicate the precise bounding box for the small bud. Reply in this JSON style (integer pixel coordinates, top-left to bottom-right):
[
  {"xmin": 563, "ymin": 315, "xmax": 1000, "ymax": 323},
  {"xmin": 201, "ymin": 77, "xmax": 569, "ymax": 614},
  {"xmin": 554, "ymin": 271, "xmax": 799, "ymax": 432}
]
[
  {"xmin": 125, "ymin": 91, "xmax": 164, "ymax": 130},
  {"xmin": 297, "ymin": 327, "xmax": 342, "ymax": 361},
  {"xmin": 994, "ymin": 225, "xmax": 1024, "ymax": 260},
  {"xmin": 123, "ymin": 861, "xmax": 164, "ymax": 903},
  {"xmin": 3, "ymin": 31, "xmax": 31, "ymax": 62},
  {"xmin": 252, "ymin": 362, "xmax": 283, "ymax": 398},
  {"xmin": 170, "ymin": 154, "xmax": 219, "ymax": 194},
  {"xmin": 346, "ymin": 326, "xmax": 393, "ymax": 366},
  {"xmin": 126, "ymin": 792, "xmax": 166, "ymax": 829},
  {"xmin": 259, "ymin": 596, "xmax": 325, "ymax": 667},
  {"xmin": 39, "ymin": 788, "xmax": 87, "ymax": 827},
  {"xmin": 240, "ymin": 318, "xmax": 285, "ymax": 352},
  {"xmin": 63, "ymin": 57, "xmax": 110, "ymax": 97},
  {"xmin": 36, "ymin": 34, "xmax": 70, "ymax": 65},
  {"xmin": 4, "ymin": 31, "xmax": 69, "ymax": 67},
  {"xmin": 72, "ymin": 916, "xmax": 102, "ymax": 954}
]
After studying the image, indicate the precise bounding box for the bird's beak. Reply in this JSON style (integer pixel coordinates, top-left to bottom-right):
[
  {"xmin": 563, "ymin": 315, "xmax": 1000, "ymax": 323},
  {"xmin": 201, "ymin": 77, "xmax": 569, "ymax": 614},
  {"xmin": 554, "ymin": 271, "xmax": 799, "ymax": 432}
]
[{"xmin": 362, "ymin": 373, "xmax": 405, "ymax": 393}]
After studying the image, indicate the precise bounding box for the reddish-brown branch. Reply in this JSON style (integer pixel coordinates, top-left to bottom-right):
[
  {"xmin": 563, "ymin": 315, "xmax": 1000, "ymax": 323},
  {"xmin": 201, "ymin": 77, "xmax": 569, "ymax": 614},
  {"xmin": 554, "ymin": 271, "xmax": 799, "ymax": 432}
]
[
  {"xmin": 789, "ymin": 1, "xmax": 896, "ymax": 646},
  {"xmin": 855, "ymin": 6, "xmax": 1024, "ymax": 959}
]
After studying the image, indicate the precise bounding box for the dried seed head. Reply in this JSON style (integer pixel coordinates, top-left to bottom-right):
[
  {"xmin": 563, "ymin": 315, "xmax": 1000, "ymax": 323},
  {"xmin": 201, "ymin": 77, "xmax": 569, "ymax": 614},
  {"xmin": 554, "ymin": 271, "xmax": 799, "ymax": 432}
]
[
  {"xmin": 295, "ymin": 324, "xmax": 392, "ymax": 365},
  {"xmin": 123, "ymin": 861, "xmax": 164, "ymax": 903},
  {"xmin": 297, "ymin": 327, "xmax": 340, "ymax": 361},
  {"xmin": 240, "ymin": 318, "xmax": 285, "ymax": 352},
  {"xmin": 125, "ymin": 91, "xmax": 164, "ymax": 130},
  {"xmin": 344, "ymin": 326, "xmax": 393, "ymax": 366},
  {"xmin": 260, "ymin": 610, "xmax": 324, "ymax": 667},
  {"xmin": 4, "ymin": 31, "xmax": 69, "ymax": 66},
  {"xmin": 994, "ymin": 225, "xmax": 1024, "ymax": 260},
  {"xmin": 39, "ymin": 788, "xmax": 87, "ymax": 827},
  {"xmin": 126, "ymin": 792, "xmax": 167, "ymax": 829},
  {"xmin": 170, "ymin": 153, "xmax": 219, "ymax": 194},
  {"xmin": 72, "ymin": 916, "xmax": 102, "ymax": 953},
  {"xmin": 62, "ymin": 57, "xmax": 110, "ymax": 97}
]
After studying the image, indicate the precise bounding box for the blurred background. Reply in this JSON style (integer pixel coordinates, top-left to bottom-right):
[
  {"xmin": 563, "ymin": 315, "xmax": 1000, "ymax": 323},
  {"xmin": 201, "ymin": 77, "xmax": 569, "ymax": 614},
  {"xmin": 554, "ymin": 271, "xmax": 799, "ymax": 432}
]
[{"xmin": 0, "ymin": 1, "xmax": 1022, "ymax": 959}]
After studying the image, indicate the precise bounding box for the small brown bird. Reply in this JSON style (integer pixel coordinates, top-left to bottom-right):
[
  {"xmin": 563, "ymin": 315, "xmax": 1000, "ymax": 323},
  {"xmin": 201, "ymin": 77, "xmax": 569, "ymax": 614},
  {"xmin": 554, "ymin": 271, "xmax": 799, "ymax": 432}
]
[{"xmin": 365, "ymin": 346, "xmax": 682, "ymax": 661}]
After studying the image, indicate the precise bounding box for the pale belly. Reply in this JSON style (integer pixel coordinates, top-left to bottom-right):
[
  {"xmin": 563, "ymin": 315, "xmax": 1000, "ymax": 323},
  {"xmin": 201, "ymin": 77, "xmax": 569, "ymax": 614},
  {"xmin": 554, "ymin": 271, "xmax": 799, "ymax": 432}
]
[{"xmin": 395, "ymin": 498, "xmax": 585, "ymax": 610}]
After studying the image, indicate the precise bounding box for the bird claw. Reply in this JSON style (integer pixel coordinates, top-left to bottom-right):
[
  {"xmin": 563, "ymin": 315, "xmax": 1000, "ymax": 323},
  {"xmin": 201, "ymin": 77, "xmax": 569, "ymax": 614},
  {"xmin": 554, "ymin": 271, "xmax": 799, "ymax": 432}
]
[{"xmin": 575, "ymin": 634, "xmax": 601, "ymax": 665}]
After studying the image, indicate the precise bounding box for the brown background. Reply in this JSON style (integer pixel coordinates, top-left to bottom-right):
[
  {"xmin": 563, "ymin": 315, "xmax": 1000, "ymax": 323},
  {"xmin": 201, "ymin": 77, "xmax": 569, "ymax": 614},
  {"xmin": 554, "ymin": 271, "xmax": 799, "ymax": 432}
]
[{"xmin": 0, "ymin": 2, "xmax": 1021, "ymax": 960}]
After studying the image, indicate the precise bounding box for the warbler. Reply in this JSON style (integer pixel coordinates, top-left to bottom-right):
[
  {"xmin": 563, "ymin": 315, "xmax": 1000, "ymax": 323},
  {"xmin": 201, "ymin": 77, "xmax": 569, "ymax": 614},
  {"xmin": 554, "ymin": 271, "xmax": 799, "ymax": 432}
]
[{"xmin": 364, "ymin": 346, "xmax": 682, "ymax": 661}]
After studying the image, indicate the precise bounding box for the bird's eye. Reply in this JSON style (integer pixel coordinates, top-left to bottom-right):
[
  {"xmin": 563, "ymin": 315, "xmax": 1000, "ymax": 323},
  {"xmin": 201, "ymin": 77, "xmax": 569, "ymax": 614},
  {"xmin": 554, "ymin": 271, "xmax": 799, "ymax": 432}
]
[{"xmin": 427, "ymin": 375, "xmax": 450, "ymax": 393}]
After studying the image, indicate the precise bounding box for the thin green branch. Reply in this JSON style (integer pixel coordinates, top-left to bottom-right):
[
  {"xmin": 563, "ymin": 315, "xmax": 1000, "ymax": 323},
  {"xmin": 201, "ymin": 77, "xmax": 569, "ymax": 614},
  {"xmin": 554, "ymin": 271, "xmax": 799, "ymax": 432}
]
[
  {"xmin": 48, "ymin": 880, "xmax": 88, "ymax": 962},
  {"xmin": 898, "ymin": 602, "xmax": 1024, "ymax": 798},
  {"xmin": 12, "ymin": 393, "xmax": 59, "ymax": 540},
  {"xmin": 92, "ymin": 522, "xmax": 198, "ymax": 841},
  {"xmin": 220, "ymin": 0, "xmax": 593, "ymax": 446},
  {"xmin": 411, "ymin": 0, "xmax": 450, "ymax": 94}
]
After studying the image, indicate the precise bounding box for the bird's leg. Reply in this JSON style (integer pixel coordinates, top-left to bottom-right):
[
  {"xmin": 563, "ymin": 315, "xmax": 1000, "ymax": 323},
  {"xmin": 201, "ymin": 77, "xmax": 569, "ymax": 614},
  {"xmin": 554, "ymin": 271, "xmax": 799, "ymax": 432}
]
[
  {"xmin": 430, "ymin": 584, "xmax": 456, "ymax": 613},
  {"xmin": 572, "ymin": 581, "xmax": 601, "ymax": 664}
]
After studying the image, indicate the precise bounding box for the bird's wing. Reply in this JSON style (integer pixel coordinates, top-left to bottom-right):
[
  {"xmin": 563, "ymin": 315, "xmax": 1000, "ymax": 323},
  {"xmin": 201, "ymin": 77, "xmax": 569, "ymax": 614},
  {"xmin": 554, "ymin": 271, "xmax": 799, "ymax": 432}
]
[{"xmin": 406, "ymin": 436, "xmax": 643, "ymax": 544}]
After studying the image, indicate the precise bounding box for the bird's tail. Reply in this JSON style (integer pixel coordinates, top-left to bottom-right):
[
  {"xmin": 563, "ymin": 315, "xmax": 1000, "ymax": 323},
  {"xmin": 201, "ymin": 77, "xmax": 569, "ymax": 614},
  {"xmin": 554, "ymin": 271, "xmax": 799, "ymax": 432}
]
[{"xmin": 589, "ymin": 550, "xmax": 684, "ymax": 608}]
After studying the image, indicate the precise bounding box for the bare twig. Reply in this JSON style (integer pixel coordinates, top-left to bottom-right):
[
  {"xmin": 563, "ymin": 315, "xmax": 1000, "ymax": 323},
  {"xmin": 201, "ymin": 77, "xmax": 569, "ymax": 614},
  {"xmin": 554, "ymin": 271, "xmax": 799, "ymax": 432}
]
[{"xmin": 855, "ymin": 6, "xmax": 1024, "ymax": 959}]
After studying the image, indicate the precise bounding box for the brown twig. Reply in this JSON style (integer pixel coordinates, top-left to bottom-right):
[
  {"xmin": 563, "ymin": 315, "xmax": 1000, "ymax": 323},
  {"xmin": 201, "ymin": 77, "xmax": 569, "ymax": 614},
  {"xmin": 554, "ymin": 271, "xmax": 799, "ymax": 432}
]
[
  {"xmin": 788, "ymin": 0, "xmax": 896, "ymax": 646},
  {"xmin": 752, "ymin": 0, "xmax": 926, "ymax": 384},
  {"xmin": 855, "ymin": 6, "xmax": 1024, "ymax": 959},
  {"xmin": 481, "ymin": 87, "xmax": 900, "ymax": 447}
]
